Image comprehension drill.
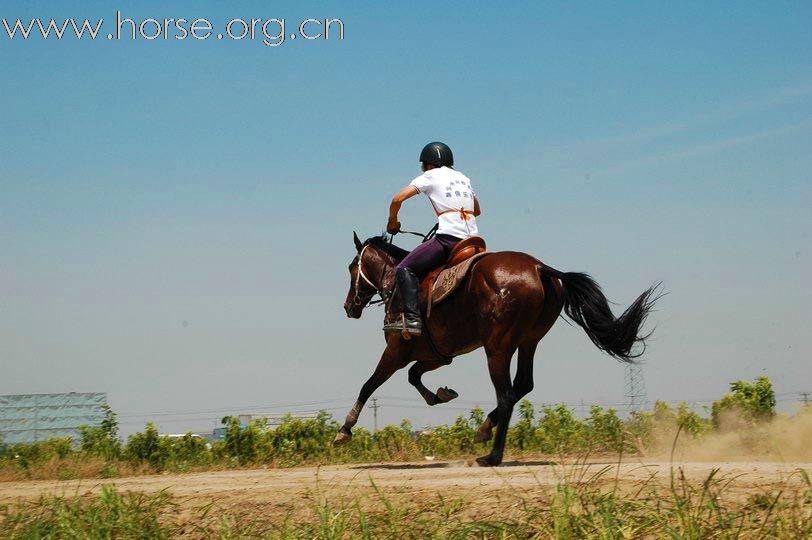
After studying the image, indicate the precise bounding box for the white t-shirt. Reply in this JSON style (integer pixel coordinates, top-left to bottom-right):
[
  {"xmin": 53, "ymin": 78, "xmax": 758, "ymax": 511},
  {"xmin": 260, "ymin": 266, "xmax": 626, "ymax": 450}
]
[{"xmin": 409, "ymin": 166, "xmax": 478, "ymax": 239}]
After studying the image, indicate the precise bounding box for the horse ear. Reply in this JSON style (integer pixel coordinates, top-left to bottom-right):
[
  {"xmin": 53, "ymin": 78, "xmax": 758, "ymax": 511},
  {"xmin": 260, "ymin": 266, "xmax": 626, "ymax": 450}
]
[{"xmin": 353, "ymin": 231, "xmax": 363, "ymax": 252}]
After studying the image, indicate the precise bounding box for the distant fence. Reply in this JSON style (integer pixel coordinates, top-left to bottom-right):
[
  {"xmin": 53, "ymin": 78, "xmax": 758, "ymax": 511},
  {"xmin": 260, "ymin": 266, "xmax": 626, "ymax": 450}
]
[{"xmin": 0, "ymin": 392, "xmax": 107, "ymax": 444}]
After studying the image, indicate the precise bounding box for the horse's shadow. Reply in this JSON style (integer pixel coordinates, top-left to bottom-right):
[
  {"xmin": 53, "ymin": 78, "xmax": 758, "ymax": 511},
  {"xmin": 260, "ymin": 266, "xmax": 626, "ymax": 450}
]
[{"xmin": 350, "ymin": 460, "xmax": 556, "ymax": 470}]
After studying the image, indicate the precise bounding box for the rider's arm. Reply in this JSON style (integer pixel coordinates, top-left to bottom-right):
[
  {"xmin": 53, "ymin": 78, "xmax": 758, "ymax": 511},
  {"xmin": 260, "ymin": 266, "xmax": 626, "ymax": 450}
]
[
  {"xmin": 389, "ymin": 185, "xmax": 419, "ymax": 223},
  {"xmin": 473, "ymin": 196, "xmax": 481, "ymax": 217}
]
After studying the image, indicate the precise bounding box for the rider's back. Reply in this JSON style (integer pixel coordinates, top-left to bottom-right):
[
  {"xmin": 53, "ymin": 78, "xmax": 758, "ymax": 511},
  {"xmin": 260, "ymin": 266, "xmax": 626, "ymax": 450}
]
[{"xmin": 410, "ymin": 166, "xmax": 478, "ymax": 239}]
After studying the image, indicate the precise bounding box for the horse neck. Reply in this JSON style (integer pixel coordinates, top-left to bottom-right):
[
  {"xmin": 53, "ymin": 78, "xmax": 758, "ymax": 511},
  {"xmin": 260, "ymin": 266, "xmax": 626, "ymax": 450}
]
[{"xmin": 368, "ymin": 247, "xmax": 398, "ymax": 291}]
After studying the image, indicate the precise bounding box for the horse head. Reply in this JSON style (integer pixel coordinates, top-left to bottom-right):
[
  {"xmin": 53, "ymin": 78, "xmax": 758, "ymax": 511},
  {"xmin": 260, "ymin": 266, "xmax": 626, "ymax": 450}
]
[{"xmin": 344, "ymin": 232, "xmax": 398, "ymax": 319}]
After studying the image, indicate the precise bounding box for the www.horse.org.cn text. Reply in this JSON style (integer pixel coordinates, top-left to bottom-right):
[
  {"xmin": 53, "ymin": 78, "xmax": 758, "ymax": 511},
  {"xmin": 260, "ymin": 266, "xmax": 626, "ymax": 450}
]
[{"xmin": 1, "ymin": 11, "xmax": 345, "ymax": 47}]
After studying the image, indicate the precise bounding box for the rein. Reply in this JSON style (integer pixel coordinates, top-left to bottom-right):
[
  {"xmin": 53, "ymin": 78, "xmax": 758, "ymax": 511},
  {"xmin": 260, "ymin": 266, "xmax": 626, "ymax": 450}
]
[{"xmin": 399, "ymin": 223, "xmax": 438, "ymax": 242}]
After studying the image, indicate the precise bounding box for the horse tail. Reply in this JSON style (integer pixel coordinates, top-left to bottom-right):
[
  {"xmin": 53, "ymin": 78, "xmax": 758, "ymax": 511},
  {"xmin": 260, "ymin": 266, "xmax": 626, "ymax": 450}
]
[{"xmin": 540, "ymin": 265, "xmax": 660, "ymax": 362}]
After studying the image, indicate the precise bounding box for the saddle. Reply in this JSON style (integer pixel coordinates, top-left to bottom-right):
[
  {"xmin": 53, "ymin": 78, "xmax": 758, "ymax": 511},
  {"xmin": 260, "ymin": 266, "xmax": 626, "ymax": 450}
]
[{"xmin": 420, "ymin": 236, "xmax": 488, "ymax": 318}]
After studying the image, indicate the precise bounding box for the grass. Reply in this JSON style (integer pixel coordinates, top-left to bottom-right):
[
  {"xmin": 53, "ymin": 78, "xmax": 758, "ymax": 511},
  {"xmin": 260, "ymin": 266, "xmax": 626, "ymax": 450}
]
[
  {"xmin": 0, "ymin": 485, "xmax": 176, "ymax": 539},
  {"xmin": 1, "ymin": 466, "xmax": 810, "ymax": 539}
]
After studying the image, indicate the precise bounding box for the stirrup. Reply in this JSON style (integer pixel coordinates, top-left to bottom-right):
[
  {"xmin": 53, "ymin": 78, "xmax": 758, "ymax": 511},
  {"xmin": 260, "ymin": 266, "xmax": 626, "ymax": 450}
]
[
  {"xmin": 382, "ymin": 314, "xmax": 422, "ymax": 337},
  {"xmin": 382, "ymin": 321, "xmax": 403, "ymax": 333},
  {"xmin": 382, "ymin": 313, "xmax": 404, "ymax": 333}
]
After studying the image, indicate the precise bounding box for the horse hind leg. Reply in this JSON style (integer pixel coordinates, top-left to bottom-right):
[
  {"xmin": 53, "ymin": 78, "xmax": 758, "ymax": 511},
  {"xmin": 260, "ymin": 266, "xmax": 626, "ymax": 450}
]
[
  {"xmin": 474, "ymin": 342, "xmax": 537, "ymax": 444},
  {"xmin": 476, "ymin": 345, "xmax": 518, "ymax": 467},
  {"xmin": 408, "ymin": 357, "xmax": 457, "ymax": 406},
  {"xmin": 512, "ymin": 342, "xmax": 537, "ymax": 400}
]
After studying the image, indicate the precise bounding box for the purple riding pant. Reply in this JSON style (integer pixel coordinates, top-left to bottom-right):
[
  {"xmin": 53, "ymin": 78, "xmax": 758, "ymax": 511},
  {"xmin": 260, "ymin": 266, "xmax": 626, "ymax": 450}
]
[{"xmin": 396, "ymin": 234, "xmax": 461, "ymax": 279}]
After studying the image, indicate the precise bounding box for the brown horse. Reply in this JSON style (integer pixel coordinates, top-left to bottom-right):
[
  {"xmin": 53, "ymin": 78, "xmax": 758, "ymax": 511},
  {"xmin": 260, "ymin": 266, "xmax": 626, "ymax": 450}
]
[{"xmin": 335, "ymin": 232, "xmax": 658, "ymax": 466}]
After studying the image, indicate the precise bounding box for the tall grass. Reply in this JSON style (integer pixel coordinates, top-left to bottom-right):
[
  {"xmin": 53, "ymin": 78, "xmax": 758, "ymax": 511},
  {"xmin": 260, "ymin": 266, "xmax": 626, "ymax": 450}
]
[
  {"xmin": 0, "ymin": 485, "xmax": 176, "ymax": 538},
  {"xmin": 2, "ymin": 467, "xmax": 811, "ymax": 538}
]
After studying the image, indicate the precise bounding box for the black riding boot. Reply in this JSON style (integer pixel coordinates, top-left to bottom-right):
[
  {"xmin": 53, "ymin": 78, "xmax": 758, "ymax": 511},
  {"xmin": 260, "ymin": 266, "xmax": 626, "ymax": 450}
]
[{"xmin": 382, "ymin": 268, "xmax": 422, "ymax": 335}]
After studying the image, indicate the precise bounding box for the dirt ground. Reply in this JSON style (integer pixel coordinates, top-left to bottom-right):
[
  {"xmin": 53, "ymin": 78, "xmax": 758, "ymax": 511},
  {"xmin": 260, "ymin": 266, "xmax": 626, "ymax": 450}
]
[{"xmin": 2, "ymin": 458, "xmax": 810, "ymax": 518}]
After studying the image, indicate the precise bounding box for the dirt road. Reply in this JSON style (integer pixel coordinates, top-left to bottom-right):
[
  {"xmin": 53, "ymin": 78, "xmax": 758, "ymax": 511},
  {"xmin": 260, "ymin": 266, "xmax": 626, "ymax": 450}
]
[{"xmin": 2, "ymin": 458, "xmax": 809, "ymax": 515}]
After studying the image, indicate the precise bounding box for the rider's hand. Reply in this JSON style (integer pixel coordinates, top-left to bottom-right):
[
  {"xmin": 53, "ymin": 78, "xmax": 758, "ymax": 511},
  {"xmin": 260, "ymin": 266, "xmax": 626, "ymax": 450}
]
[{"xmin": 386, "ymin": 219, "xmax": 401, "ymax": 234}]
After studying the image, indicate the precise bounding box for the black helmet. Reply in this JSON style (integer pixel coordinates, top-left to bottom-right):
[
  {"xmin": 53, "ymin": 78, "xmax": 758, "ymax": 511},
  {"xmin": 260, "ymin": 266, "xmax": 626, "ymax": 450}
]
[{"xmin": 419, "ymin": 141, "xmax": 454, "ymax": 167}]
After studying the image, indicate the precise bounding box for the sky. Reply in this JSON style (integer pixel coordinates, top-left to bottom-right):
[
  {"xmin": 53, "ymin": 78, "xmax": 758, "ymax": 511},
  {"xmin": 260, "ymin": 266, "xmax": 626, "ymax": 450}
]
[{"xmin": 1, "ymin": 1, "xmax": 810, "ymax": 437}]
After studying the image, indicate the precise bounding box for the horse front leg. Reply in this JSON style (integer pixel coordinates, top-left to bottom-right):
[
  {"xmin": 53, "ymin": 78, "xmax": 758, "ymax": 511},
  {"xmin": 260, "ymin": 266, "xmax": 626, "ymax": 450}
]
[
  {"xmin": 333, "ymin": 339, "xmax": 411, "ymax": 445},
  {"xmin": 407, "ymin": 357, "xmax": 457, "ymax": 406}
]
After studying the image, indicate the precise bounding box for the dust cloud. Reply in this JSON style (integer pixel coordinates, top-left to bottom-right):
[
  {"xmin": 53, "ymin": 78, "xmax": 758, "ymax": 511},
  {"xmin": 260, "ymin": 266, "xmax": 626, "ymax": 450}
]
[{"xmin": 647, "ymin": 407, "xmax": 812, "ymax": 462}]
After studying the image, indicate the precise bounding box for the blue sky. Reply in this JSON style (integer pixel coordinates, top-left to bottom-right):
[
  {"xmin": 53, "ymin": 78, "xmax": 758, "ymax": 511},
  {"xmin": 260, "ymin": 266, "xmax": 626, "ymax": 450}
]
[{"xmin": 1, "ymin": 1, "xmax": 810, "ymax": 436}]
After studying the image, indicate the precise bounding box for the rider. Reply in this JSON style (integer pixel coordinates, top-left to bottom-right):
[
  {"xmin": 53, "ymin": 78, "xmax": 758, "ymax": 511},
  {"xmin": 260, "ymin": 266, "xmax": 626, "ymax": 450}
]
[{"xmin": 383, "ymin": 142, "xmax": 481, "ymax": 335}]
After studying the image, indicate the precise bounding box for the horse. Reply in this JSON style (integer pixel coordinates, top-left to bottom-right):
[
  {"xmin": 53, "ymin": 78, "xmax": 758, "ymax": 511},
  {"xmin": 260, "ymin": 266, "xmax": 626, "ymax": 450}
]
[{"xmin": 334, "ymin": 232, "xmax": 659, "ymax": 466}]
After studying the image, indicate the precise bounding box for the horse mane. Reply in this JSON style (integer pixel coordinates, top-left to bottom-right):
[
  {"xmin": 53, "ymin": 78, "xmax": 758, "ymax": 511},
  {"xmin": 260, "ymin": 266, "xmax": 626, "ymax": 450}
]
[{"xmin": 364, "ymin": 235, "xmax": 409, "ymax": 261}]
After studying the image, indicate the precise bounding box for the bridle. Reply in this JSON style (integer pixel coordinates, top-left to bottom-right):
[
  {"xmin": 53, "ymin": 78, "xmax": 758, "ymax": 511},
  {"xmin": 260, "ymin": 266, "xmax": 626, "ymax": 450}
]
[{"xmin": 351, "ymin": 244, "xmax": 390, "ymax": 308}]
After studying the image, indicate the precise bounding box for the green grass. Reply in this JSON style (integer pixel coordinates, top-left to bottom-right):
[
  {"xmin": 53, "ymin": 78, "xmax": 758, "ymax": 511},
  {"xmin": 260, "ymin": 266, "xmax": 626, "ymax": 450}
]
[
  {"xmin": 0, "ymin": 485, "xmax": 176, "ymax": 539},
  {"xmin": 2, "ymin": 467, "xmax": 811, "ymax": 539}
]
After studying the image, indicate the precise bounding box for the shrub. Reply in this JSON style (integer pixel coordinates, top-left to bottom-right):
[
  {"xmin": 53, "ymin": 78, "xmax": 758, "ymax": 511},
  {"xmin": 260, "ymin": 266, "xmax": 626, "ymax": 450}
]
[
  {"xmin": 676, "ymin": 402, "xmax": 711, "ymax": 437},
  {"xmin": 170, "ymin": 433, "xmax": 210, "ymax": 468},
  {"xmin": 625, "ymin": 410, "xmax": 655, "ymax": 450},
  {"xmin": 79, "ymin": 404, "xmax": 121, "ymax": 459},
  {"xmin": 586, "ymin": 406, "xmax": 624, "ymax": 452},
  {"xmin": 218, "ymin": 416, "xmax": 269, "ymax": 464},
  {"xmin": 712, "ymin": 376, "xmax": 776, "ymax": 429},
  {"xmin": 508, "ymin": 400, "xmax": 537, "ymax": 451},
  {"xmin": 370, "ymin": 422, "xmax": 417, "ymax": 460},
  {"xmin": 1, "ymin": 438, "xmax": 73, "ymax": 472},
  {"xmin": 419, "ymin": 413, "xmax": 480, "ymax": 457},
  {"xmin": 268, "ymin": 411, "xmax": 339, "ymax": 465},
  {"xmin": 536, "ymin": 404, "xmax": 586, "ymax": 454},
  {"xmin": 124, "ymin": 422, "xmax": 163, "ymax": 468}
]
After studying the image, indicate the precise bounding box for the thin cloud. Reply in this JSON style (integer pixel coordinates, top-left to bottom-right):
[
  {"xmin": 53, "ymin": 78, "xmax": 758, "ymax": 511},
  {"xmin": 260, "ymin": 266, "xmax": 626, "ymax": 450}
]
[
  {"xmin": 543, "ymin": 81, "xmax": 812, "ymax": 158},
  {"xmin": 595, "ymin": 119, "xmax": 812, "ymax": 177}
]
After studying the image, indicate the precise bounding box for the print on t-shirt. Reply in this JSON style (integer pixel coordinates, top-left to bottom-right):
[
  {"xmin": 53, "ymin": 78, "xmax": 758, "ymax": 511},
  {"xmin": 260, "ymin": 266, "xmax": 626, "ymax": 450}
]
[{"xmin": 409, "ymin": 166, "xmax": 479, "ymax": 239}]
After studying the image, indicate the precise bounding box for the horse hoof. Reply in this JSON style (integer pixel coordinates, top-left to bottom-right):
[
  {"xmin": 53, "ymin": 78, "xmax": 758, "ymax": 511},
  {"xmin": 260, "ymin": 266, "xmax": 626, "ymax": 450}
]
[
  {"xmin": 333, "ymin": 431, "xmax": 352, "ymax": 446},
  {"xmin": 475, "ymin": 454, "xmax": 502, "ymax": 467},
  {"xmin": 436, "ymin": 387, "xmax": 459, "ymax": 403}
]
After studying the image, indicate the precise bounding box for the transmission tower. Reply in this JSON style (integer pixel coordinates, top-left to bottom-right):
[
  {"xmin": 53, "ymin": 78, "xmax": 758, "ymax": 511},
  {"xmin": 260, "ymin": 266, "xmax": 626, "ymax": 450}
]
[{"xmin": 624, "ymin": 362, "xmax": 648, "ymax": 414}]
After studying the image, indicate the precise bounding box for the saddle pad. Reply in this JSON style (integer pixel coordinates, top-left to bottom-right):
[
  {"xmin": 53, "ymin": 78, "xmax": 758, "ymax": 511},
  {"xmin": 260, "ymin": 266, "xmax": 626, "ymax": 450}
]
[{"xmin": 430, "ymin": 252, "xmax": 491, "ymax": 307}]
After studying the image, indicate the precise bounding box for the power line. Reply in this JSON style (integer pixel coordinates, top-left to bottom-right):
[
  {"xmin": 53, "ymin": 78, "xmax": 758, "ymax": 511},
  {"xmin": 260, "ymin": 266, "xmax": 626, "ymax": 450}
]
[
  {"xmin": 115, "ymin": 394, "xmax": 647, "ymax": 422},
  {"xmin": 116, "ymin": 398, "xmax": 351, "ymax": 419},
  {"xmin": 116, "ymin": 407, "xmax": 349, "ymax": 426}
]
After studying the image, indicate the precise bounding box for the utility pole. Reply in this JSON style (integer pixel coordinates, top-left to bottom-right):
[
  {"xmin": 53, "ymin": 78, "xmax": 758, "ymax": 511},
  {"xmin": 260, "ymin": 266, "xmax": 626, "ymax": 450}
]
[
  {"xmin": 800, "ymin": 392, "xmax": 811, "ymax": 406},
  {"xmin": 369, "ymin": 398, "xmax": 380, "ymax": 433}
]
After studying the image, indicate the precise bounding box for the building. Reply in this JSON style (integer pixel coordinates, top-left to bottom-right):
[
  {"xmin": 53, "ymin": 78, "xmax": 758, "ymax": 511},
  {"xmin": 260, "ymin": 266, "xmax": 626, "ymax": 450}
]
[
  {"xmin": 202, "ymin": 412, "xmax": 320, "ymax": 442},
  {"xmin": 0, "ymin": 392, "xmax": 108, "ymax": 445}
]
